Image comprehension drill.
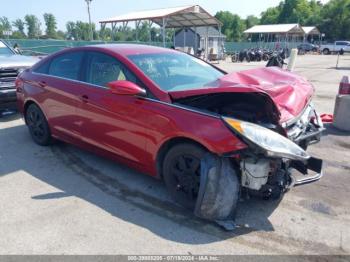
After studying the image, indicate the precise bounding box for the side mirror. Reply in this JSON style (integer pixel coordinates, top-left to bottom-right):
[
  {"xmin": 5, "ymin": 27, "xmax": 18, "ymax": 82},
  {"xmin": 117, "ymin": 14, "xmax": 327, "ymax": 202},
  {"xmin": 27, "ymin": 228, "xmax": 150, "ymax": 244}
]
[{"xmin": 107, "ymin": 80, "xmax": 146, "ymax": 97}]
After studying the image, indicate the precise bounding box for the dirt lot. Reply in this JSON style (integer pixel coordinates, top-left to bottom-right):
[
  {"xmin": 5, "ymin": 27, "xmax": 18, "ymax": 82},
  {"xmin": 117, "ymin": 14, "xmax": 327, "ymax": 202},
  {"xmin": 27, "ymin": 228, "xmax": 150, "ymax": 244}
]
[{"xmin": 0, "ymin": 54, "xmax": 349, "ymax": 255}]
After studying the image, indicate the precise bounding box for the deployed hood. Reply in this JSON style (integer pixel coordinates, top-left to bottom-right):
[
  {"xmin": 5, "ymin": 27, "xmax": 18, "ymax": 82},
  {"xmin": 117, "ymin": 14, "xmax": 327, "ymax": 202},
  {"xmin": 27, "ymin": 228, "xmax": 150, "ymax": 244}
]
[
  {"xmin": 0, "ymin": 54, "xmax": 39, "ymax": 69},
  {"xmin": 169, "ymin": 67, "xmax": 314, "ymax": 123}
]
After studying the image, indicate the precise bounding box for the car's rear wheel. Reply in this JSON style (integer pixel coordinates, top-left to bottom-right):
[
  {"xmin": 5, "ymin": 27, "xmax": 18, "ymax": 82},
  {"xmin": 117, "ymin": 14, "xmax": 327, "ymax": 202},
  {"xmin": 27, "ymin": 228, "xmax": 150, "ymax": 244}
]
[
  {"xmin": 26, "ymin": 104, "xmax": 52, "ymax": 146},
  {"xmin": 323, "ymin": 48, "xmax": 330, "ymax": 55},
  {"xmin": 163, "ymin": 143, "xmax": 206, "ymax": 210}
]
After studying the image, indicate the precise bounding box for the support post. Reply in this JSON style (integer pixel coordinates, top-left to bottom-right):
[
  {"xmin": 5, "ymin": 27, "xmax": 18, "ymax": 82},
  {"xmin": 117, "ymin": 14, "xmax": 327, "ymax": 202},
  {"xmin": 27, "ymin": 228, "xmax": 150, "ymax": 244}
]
[
  {"xmin": 162, "ymin": 17, "xmax": 168, "ymax": 47},
  {"xmin": 111, "ymin": 22, "xmax": 117, "ymax": 41},
  {"xmin": 135, "ymin": 20, "xmax": 141, "ymax": 42},
  {"xmin": 100, "ymin": 23, "xmax": 106, "ymax": 41},
  {"xmin": 218, "ymin": 25, "xmax": 222, "ymax": 59},
  {"xmin": 205, "ymin": 26, "xmax": 209, "ymax": 61},
  {"xmin": 149, "ymin": 21, "xmax": 153, "ymax": 43},
  {"xmin": 183, "ymin": 27, "xmax": 186, "ymax": 49},
  {"xmin": 122, "ymin": 21, "xmax": 128, "ymax": 41},
  {"xmin": 194, "ymin": 27, "xmax": 198, "ymax": 55}
]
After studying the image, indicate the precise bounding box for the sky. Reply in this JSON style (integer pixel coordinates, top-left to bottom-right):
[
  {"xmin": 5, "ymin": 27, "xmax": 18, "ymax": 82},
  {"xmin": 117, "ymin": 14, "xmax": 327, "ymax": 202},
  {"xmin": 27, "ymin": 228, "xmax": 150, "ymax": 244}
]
[{"xmin": 2, "ymin": 0, "xmax": 329, "ymax": 31}]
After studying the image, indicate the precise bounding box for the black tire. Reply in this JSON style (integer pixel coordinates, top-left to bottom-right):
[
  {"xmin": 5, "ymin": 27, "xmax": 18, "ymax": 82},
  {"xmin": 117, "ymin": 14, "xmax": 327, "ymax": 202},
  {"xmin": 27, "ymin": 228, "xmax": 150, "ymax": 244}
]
[
  {"xmin": 163, "ymin": 143, "xmax": 206, "ymax": 209},
  {"xmin": 323, "ymin": 48, "xmax": 330, "ymax": 55},
  {"xmin": 231, "ymin": 54, "xmax": 237, "ymax": 63},
  {"xmin": 25, "ymin": 104, "xmax": 52, "ymax": 146}
]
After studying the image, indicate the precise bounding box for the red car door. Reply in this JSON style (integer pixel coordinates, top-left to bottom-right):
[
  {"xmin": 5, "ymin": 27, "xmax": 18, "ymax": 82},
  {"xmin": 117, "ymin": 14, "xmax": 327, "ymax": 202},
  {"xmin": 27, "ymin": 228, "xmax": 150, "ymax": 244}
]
[
  {"xmin": 77, "ymin": 51, "xmax": 152, "ymax": 167},
  {"xmin": 35, "ymin": 51, "xmax": 85, "ymax": 142}
]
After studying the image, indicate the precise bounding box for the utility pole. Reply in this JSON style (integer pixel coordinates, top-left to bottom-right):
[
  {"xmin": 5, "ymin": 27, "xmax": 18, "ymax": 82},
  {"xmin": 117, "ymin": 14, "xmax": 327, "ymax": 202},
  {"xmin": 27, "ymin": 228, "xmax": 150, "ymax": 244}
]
[{"xmin": 85, "ymin": 0, "xmax": 93, "ymax": 41}]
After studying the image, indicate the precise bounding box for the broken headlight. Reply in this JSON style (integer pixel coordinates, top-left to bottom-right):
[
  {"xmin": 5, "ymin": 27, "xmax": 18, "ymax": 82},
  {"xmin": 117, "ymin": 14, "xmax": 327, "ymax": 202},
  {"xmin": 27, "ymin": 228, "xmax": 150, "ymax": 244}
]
[{"xmin": 223, "ymin": 117, "xmax": 309, "ymax": 161}]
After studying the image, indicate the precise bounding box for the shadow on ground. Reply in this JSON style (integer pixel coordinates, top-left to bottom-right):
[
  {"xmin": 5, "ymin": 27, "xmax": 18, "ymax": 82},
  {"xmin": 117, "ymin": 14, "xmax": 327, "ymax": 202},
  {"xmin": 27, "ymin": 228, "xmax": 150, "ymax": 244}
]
[
  {"xmin": 329, "ymin": 67, "xmax": 350, "ymax": 70},
  {"xmin": 322, "ymin": 123, "xmax": 350, "ymax": 137},
  {"xmin": 0, "ymin": 110, "xmax": 20, "ymax": 122},
  {"xmin": 0, "ymin": 121, "xmax": 283, "ymax": 245}
]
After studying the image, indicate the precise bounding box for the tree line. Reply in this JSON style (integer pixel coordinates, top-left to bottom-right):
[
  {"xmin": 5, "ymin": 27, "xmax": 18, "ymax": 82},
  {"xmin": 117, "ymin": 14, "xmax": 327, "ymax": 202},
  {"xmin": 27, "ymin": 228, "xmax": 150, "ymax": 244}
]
[
  {"xmin": 0, "ymin": 0, "xmax": 349, "ymax": 42},
  {"xmin": 215, "ymin": 0, "xmax": 350, "ymax": 41}
]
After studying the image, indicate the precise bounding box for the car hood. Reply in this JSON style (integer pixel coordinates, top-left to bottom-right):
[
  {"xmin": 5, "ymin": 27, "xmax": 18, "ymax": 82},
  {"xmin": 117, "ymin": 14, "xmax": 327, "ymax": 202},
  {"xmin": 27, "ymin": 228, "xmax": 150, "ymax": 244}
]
[
  {"xmin": 169, "ymin": 67, "xmax": 314, "ymax": 123},
  {"xmin": 0, "ymin": 54, "xmax": 39, "ymax": 69}
]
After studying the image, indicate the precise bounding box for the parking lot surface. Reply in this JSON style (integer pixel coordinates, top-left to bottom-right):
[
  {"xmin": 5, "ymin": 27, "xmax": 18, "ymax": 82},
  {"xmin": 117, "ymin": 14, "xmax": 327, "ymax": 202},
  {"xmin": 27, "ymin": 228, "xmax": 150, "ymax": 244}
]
[{"xmin": 0, "ymin": 54, "xmax": 349, "ymax": 254}]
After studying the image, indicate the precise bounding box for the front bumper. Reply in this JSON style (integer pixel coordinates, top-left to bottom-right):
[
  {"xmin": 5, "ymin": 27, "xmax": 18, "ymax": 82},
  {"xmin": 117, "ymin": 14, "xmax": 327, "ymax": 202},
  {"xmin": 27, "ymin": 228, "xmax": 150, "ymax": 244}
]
[
  {"xmin": 0, "ymin": 88, "xmax": 17, "ymax": 111},
  {"xmin": 290, "ymin": 156, "xmax": 323, "ymax": 186},
  {"xmin": 285, "ymin": 103, "xmax": 324, "ymax": 148}
]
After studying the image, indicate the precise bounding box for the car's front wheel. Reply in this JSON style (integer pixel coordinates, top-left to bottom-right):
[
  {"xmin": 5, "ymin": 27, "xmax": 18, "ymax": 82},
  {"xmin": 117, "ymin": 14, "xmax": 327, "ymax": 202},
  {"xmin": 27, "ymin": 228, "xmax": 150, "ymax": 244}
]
[
  {"xmin": 163, "ymin": 143, "xmax": 206, "ymax": 209},
  {"xmin": 25, "ymin": 103, "xmax": 52, "ymax": 146},
  {"xmin": 323, "ymin": 48, "xmax": 330, "ymax": 55}
]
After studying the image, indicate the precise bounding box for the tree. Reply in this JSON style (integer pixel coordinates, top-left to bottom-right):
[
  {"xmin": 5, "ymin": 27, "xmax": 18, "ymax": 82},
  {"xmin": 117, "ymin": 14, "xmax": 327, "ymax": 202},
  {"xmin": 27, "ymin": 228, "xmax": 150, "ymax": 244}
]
[
  {"xmin": 245, "ymin": 15, "xmax": 260, "ymax": 29},
  {"xmin": 43, "ymin": 13, "xmax": 57, "ymax": 38},
  {"xmin": 25, "ymin": 15, "xmax": 41, "ymax": 38},
  {"xmin": 99, "ymin": 26, "xmax": 112, "ymax": 41},
  {"xmin": 305, "ymin": 0, "xmax": 323, "ymax": 25},
  {"xmin": 278, "ymin": 0, "xmax": 299, "ymax": 23},
  {"xmin": 56, "ymin": 30, "xmax": 66, "ymax": 40},
  {"xmin": 66, "ymin": 21, "xmax": 77, "ymax": 40},
  {"xmin": 137, "ymin": 21, "xmax": 152, "ymax": 42},
  {"xmin": 230, "ymin": 15, "xmax": 246, "ymax": 41},
  {"xmin": 215, "ymin": 11, "xmax": 235, "ymax": 40},
  {"xmin": 0, "ymin": 16, "xmax": 12, "ymax": 37},
  {"xmin": 215, "ymin": 11, "xmax": 246, "ymax": 41},
  {"xmin": 260, "ymin": 6, "xmax": 281, "ymax": 24},
  {"xmin": 12, "ymin": 19, "xmax": 26, "ymax": 37},
  {"xmin": 75, "ymin": 21, "xmax": 89, "ymax": 40},
  {"xmin": 72, "ymin": 21, "xmax": 97, "ymax": 40},
  {"xmin": 319, "ymin": 0, "xmax": 350, "ymax": 41}
]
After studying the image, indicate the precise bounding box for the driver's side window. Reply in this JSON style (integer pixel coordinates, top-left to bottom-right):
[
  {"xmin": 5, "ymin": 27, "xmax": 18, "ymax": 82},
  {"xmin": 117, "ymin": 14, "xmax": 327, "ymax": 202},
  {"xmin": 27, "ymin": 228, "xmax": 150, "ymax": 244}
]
[{"xmin": 85, "ymin": 51, "xmax": 137, "ymax": 88}]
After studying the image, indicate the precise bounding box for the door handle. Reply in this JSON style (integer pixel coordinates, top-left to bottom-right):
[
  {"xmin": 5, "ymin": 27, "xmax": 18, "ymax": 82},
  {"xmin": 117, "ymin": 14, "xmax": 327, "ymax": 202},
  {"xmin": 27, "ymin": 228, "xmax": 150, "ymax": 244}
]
[
  {"xmin": 81, "ymin": 94, "xmax": 89, "ymax": 103},
  {"xmin": 38, "ymin": 81, "xmax": 46, "ymax": 87}
]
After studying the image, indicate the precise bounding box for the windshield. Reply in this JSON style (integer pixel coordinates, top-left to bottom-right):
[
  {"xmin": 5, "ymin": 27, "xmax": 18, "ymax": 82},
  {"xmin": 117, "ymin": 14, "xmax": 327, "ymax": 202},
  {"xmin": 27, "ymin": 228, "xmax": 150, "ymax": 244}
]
[
  {"xmin": 0, "ymin": 41, "xmax": 14, "ymax": 55},
  {"xmin": 128, "ymin": 52, "xmax": 224, "ymax": 91}
]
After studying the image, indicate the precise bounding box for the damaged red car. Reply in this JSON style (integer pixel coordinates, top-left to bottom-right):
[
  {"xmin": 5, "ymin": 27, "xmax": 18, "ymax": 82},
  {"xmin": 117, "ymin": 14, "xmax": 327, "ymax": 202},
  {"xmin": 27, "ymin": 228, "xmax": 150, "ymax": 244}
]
[{"xmin": 16, "ymin": 45, "xmax": 323, "ymax": 226}]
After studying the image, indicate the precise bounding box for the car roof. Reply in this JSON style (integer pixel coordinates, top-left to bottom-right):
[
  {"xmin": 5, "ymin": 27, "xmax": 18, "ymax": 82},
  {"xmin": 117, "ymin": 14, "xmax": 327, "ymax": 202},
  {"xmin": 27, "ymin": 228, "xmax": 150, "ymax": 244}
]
[{"xmin": 82, "ymin": 44, "xmax": 176, "ymax": 56}]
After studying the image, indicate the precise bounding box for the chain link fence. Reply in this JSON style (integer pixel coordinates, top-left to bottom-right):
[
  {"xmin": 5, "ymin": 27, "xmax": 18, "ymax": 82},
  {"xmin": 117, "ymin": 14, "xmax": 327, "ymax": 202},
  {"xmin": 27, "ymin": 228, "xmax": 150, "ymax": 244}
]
[{"xmin": 3, "ymin": 39, "xmax": 303, "ymax": 56}]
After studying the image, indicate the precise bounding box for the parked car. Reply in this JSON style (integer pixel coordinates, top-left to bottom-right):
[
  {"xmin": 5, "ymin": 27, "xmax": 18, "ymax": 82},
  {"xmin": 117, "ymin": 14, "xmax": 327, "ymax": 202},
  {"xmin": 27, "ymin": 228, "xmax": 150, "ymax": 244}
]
[
  {"xmin": 0, "ymin": 39, "xmax": 38, "ymax": 113},
  {"xmin": 16, "ymin": 45, "xmax": 324, "ymax": 224},
  {"xmin": 297, "ymin": 43, "xmax": 319, "ymax": 53},
  {"xmin": 320, "ymin": 41, "xmax": 350, "ymax": 55}
]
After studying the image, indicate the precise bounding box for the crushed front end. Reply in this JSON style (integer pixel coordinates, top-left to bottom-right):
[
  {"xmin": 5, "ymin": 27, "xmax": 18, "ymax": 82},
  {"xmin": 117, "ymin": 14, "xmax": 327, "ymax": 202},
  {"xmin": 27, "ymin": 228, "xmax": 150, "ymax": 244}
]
[
  {"xmin": 222, "ymin": 102, "xmax": 324, "ymax": 199},
  {"xmin": 194, "ymin": 106, "xmax": 324, "ymax": 229}
]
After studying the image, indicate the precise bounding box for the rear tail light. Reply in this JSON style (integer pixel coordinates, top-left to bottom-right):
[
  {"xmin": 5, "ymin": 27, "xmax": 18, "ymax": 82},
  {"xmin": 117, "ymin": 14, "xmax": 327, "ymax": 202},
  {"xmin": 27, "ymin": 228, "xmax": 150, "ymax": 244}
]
[{"xmin": 339, "ymin": 76, "xmax": 350, "ymax": 95}]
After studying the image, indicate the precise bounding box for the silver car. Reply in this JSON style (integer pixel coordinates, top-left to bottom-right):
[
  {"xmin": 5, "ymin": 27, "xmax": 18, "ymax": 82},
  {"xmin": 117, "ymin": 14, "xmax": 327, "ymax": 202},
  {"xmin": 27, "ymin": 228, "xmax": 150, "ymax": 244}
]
[{"xmin": 0, "ymin": 40, "xmax": 38, "ymax": 113}]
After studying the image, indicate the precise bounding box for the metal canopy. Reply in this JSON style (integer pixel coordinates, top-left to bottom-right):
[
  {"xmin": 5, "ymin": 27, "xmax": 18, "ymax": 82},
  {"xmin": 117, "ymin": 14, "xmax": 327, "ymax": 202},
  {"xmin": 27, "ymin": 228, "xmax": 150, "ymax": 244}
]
[
  {"xmin": 99, "ymin": 5, "xmax": 223, "ymax": 60},
  {"xmin": 244, "ymin": 24, "xmax": 305, "ymax": 34},
  {"xmin": 302, "ymin": 26, "xmax": 320, "ymax": 35},
  {"xmin": 99, "ymin": 5, "xmax": 222, "ymax": 28}
]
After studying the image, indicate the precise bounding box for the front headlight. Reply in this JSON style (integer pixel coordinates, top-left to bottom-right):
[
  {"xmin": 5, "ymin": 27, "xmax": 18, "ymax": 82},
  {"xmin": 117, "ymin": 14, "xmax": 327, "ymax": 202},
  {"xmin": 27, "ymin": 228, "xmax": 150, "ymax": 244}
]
[{"xmin": 223, "ymin": 117, "xmax": 309, "ymax": 161}]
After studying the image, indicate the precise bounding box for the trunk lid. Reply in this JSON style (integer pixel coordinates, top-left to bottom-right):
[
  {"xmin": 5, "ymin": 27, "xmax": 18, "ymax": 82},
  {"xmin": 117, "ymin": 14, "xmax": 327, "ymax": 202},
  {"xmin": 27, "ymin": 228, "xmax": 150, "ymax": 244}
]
[{"xmin": 169, "ymin": 67, "xmax": 314, "ymax": 123}]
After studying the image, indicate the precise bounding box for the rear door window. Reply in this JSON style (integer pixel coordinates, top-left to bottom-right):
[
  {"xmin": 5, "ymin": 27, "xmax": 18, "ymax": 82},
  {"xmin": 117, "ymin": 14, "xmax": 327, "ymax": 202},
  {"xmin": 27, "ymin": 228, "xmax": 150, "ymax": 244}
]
[
  {"xmin": 48, "ymin": 51, "xmax": 84, "ymax": 80},
  {"xmin": 336, "ymin": 42, "xmax": 346, "ymax": 46},
  {"xmin": 33, "ymin": 60, "xmax": 50, "ymax": 74}
]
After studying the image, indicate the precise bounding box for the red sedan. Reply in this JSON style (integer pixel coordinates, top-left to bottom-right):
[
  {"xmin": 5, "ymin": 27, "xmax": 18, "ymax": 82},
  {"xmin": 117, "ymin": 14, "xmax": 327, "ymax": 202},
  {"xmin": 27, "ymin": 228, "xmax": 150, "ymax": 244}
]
[{"xmin": 16, "ymin": 44, "xmax": 323, "ymax": 223}]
